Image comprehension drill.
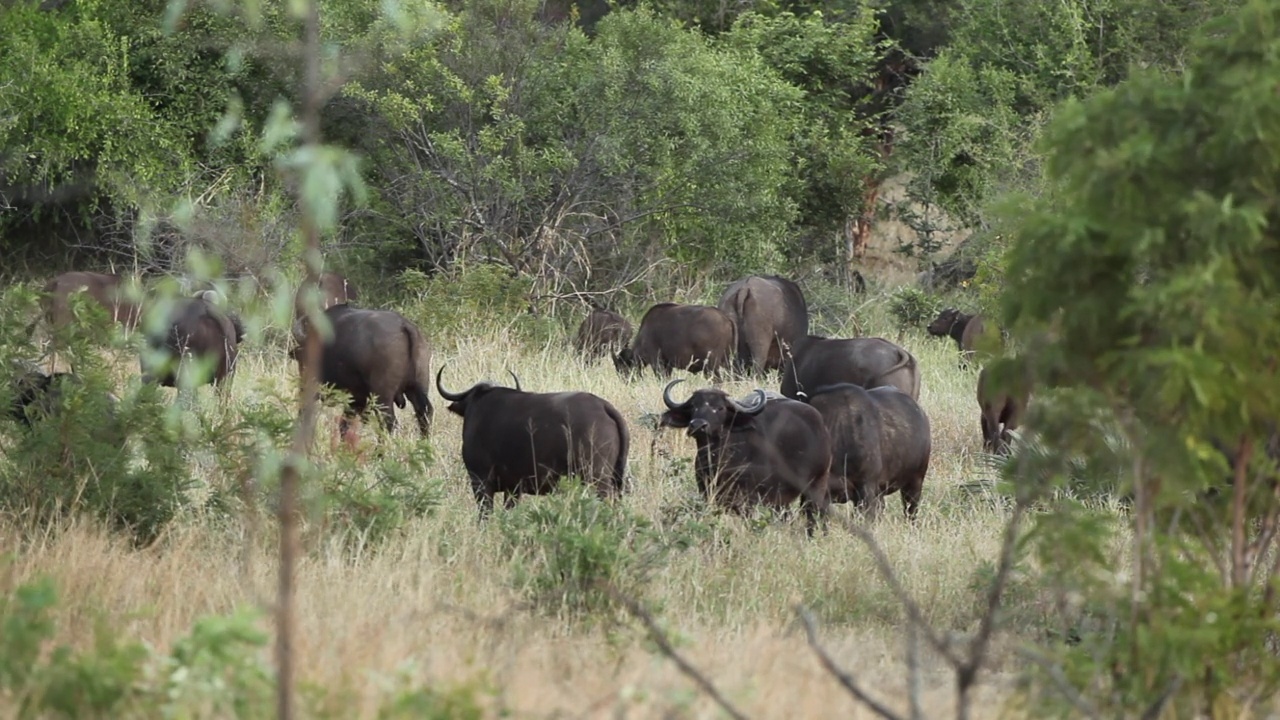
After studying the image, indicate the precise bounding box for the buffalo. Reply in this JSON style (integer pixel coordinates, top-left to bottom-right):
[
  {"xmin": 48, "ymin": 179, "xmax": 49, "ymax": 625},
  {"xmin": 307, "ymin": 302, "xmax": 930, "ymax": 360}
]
[
  {"xmin": 615, "ymin": 303, "xmax": 736, "ymax": 378},
  {"xmin": 780, "ymin": 335, "xmax": 921, "ymax": 401},
  {"xmin": 927, "ymin": 308, "xmax": 996, "ymax": 366},
  {"xmin": 294, "ymin": 271, "xmax": 358, "ymax": 320},
  {"xmin": 976, "ymin": 363, "xmax": 1029, "ymax": 454},
  {"xmin": 37, "ymin": 271, "xmax": 141, "ymax": 332},
  {"xmin": 436, "ymin": 366, "xmax": 629, "ymax": 514},
  {"xmin": 798, "ymin": 384, "xmax": 930, "ymax": 520},
  {"xmin": 717, "ymin": 274, "xmax": 809, "ymax": 374},
  {"xmin": 141, "ymin": 293, "xmax": 245, "ymax": 391},
  {"xmin": 658, "ymin": 378, "xmax": 831, "ymax": 534},
  {"xmin": 8, "ymin": 368, "xmax": 116, "ymax": 427},
  {"xmin": 574, "ymin": 305, "xmax": 633, "ymax": 361},
  {"xmin": 291, "ymin": 304, "xmax": 434, "ymax": 440}
]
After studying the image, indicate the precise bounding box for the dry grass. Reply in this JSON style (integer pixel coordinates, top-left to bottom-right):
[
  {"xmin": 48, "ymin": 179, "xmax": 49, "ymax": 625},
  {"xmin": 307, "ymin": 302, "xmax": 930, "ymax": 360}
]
[{"xmin": 2, "ymin": 314, "xmax": 1044, "ymax": 719}]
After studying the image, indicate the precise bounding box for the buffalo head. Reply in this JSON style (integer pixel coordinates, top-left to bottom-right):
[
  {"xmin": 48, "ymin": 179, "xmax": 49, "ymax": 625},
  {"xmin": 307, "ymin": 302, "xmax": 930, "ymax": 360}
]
[
  {"xmin": 658, "ymin": 378, "xmax": 768, "ymax": 438},
  {"xmin": 927, "ymin": 307, "xmax": 967, "ymax": 337},
  {"xmin": 613, "ymin": 348, "xmax": 639, "ymax": 375},
  {"xmin": 436, "ymin": 365, "xmax": 521, "ymax": 416}
]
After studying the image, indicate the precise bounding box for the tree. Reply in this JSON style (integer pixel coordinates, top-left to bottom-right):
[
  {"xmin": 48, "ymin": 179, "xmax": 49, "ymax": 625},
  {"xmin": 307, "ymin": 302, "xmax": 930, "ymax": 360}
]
[{"xmin": 994, "ymin": 0, "xmax": 1280, "ymax": 712}]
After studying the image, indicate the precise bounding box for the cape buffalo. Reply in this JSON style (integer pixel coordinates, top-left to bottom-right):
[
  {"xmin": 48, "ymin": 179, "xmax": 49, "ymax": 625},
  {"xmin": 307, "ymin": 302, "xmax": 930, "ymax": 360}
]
[
  {"xmin": 658, "ymin": 379, "xmax": 831, "ymax": 535},
  {"xmin": 294, "ymin": 272, "xmax": 358, "ymax": 320},
  {"xmin": 574, "ymin": 306, "xmax": 633, "ymax": 360},
  {"xmin": 717, "ymin": 274, "xmax": 809, "ymax": 374},
  {"xmin": 7, "ymin": 368, "xmax": 119, "ymax": 427},
  {"xmin": 436, "ymin": 366, "xmax": 629, "ymax": 515},
  {"xmin": 780, "ymin": 335, "xmax": 921, "ymax": 401},
  {"xmin": 928, "ymin": 308, "xmax": 997, "ymax": 366},
  {"xmin": 798, "ymin": 383, "xmax": 930, "ymax": 520},
  {"xmin": 614, "ymin": 303, "xmax": 735, "ymax": 378},
  {"xmin": 977, "ymin": 363, "xmax": 1029, "ymax": 454},
  {"xmin": 291, "ymin": 304, "xmax": 434, "ymax": 440},
  {"xmin": 38, "ymin": 271, "xmax": 141, "ymax": 332},
  {"xmin": 141, "ymin": 294, "xmax": 245, "ymax": 391}
]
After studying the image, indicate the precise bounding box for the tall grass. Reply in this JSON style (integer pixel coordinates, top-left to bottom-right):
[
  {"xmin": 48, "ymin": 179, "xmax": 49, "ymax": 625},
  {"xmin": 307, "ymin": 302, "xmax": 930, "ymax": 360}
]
[{"xmin": 1, "ymin": 295, "xmax": 1061, "ymax": 718}]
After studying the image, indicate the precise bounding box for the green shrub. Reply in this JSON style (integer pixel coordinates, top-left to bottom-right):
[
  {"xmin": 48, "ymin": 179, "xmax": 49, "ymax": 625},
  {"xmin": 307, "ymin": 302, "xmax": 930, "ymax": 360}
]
[
  {"xmin": 497, "ymin": 477, "xmax": 685, "ymax": 619},
  {"xmin": 886, "ymin": 285, "xmax": 942, "ymax": 331}
]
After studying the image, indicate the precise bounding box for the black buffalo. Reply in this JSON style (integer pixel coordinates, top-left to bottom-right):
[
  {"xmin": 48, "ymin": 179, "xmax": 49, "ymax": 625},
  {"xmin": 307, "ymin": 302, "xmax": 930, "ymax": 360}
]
[
  {"xmin": 717, "ymin": 274, "xmax": 809, "ymax": 374},
  {"xmin": 292, "ymin": 304, "xmax": 434, "ymax": 440},
  {"xmin": 436, "ymin": 366, "xmax": 629, "ymax": 514},
  {"xmin": 658, "ymin": 379, "xmax": 831, "ymax": 534},
  {"xmin": 977, "ymin": 363, "xmax": 1029, "ymax": 454},
  {"xmin": 780, "ymin": 335, "xmax": 921, "ymax": 401},
  {"xmin": 8, "ymin": 368, "xmax": 117, "ymax": 427},
  {"xmin": 615, "ymin": 302, "xmax": 736, "ymax": 378},
  {"xmin": 927, "ymin": 308, "xmax": 999, "ymax": 366},
  {"xmin": 798, "ymin": 383, "xmax": 931, "ymax": 520},
  {"xmin": 574, "ymin": 305, "xmax": 633, "ymax": 360},
  {"xmin": 141, "ymin": 293, "xmax": 245, "ymax": 391}
]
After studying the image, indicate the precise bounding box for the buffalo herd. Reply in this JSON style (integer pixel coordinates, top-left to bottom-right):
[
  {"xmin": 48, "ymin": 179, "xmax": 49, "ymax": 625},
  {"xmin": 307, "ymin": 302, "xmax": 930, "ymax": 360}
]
[{"xmin": 10, "ymin": 269, "xmax": 1037, "ymax": 533}]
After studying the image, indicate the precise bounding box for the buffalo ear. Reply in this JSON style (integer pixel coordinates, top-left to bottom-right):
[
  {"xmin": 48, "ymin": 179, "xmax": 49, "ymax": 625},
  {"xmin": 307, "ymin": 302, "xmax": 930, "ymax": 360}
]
[{"xmin": 659, "ymin": 408, "xmax": 691, "ymax": 428}]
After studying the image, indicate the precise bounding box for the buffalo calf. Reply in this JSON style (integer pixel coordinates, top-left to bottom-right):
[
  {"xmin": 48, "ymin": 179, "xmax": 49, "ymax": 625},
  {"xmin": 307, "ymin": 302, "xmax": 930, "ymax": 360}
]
[
  {"xmin": 574, "ymin": 306, "xmax": 633, "ymax": 360},
  {"xmin": 437, "ymin": 366, "xmax": 629, "ymax": 515},
  {"xmin": 659, "ymin": 378, "xmax": 830, "ymax": 535},
  {"xmin": 799, "ymin": 383, "xmax": 931, "ymax": 521}
]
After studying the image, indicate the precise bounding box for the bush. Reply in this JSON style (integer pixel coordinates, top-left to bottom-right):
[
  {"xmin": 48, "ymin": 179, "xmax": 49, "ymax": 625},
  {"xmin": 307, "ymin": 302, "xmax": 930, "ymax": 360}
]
[
  {"xmin": 497, "ymin": 477, "xmax": 688, "ymax": 620},
  {"xmin": 886, "ymin": 285, "xmax": 941, "ymax": 331}
]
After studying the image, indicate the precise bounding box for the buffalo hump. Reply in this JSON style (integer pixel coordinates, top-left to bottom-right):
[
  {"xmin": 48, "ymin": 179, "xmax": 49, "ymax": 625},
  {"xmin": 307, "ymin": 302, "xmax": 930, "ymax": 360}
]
[{"xmin": 781, "ymin": 335, "xmax": 920, "ymax": 401}]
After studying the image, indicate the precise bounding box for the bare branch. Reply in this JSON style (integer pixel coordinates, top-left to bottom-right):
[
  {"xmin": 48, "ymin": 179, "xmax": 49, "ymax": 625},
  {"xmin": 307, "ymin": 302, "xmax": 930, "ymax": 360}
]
[
  {"xmin": 795, "ymin": 605, "xmax": 905, "ymax": 720},
  {"xmin": 600, "ymin": 582, "xmax": 750, "ymax": 720},
  {"xmin": 1015, "ymin": 647, "xmax": 1100, "ymax": 718}
]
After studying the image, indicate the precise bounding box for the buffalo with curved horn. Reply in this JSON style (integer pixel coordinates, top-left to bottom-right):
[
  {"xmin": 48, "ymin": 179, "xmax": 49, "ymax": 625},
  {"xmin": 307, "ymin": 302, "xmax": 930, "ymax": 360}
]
[
  {"xmin": 658, "ymin": 378, "xmax": 831, "ymax": 535},
  {"xmin": 437, "ymin": 365, "xmax": 629, "ymax": 515}
]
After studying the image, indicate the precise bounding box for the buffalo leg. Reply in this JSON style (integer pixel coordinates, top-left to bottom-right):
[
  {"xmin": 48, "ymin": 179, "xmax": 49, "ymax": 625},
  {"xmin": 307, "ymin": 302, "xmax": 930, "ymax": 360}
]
[
  {"xmin": 980, "ymin": 412, "xmax": 997, "ymax": 453},
  {"xmin": 502, "ymin": 491, "xmax": 520, "ymax": 510},
  {"xmin": 372, "ymin": 395, "xmax": 398, "ymax": 436},
  {"xmin": 901, "ymin": 477, "xmax": 923, "ymax": 522},
  {"xmin": 471, "ymin": 475, "xmax": 496, "ymax": 520},
  {"xmin": 405, "ymin": 386, "xmax": 433, "ymax": 437}
]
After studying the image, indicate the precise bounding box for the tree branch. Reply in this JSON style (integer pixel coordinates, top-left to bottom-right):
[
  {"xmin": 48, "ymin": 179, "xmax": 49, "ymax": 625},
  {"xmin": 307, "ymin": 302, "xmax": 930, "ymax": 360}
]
[
  {"xmin": 600, "ymin": 582, "xmax": 749, "ymax": 720},
  {"xmin": 795, "ymin": 605, "xmax": 905, "ymax": 720}
]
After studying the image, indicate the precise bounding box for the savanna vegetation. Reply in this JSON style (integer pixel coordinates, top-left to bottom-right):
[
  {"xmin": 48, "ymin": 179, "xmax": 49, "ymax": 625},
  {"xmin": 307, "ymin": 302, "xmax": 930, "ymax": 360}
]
[{"xmin": 3, "ymin": 0, "xmax": 1280, "ymax": 717}]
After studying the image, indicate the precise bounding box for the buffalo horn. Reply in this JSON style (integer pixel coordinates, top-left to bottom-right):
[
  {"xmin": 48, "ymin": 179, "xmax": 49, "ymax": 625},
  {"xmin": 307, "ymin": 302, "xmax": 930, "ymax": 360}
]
[
  {"xmin": 507, "ymin": 370, "xmax": 522, "ymax": 391},
  {"xmin": 435, "ymin": 364, "xmax": 471, "ymax": 402},
  {"xmin": 662, "ymin": 378, "xmax": 687, "ymax": 410},
  {"xmin": 730, "ymin": 389, "xmax": 769, "ymax": 415}
]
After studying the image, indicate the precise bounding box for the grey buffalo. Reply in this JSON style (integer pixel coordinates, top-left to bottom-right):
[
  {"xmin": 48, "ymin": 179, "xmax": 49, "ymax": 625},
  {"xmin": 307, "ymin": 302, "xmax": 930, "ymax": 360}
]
[
  {"xmin": 141, "ymin": 293, "xmax": 245, "ymax": 391},
  {"xmin": 780, "ymin": 335, "xmax": 920, "ymax": 401},
  {"xmin": 574, "ymin": 305, "xmax": 633, "ymax": 360},
  {"xmin": 291, "ymin": 304, "xmax": 434, "ymax": 441},
  {"xmin": 717, "ymin": 274, "xmax": 809, "ymax": 374},
  {"xmin": 615, "ymin": 302, "xmax": 735, "ymax": 378},
  {"xmin": 658, "ymin": 379, "xmax": 831, "ymax": 535},
  {"xmin": 798, "ymin": 383, "xmax": 930, "ymax": 520},
  {"xmin": 436, "ymin": 366, "xmax": 629, "ymax": 515}
]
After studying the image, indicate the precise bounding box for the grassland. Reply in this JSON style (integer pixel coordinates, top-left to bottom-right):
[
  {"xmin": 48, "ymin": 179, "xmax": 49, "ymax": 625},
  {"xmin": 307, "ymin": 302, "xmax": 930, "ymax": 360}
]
[{"xmin": 1, "ymin": 294, "xmax": 1057, "ymax": 719}]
